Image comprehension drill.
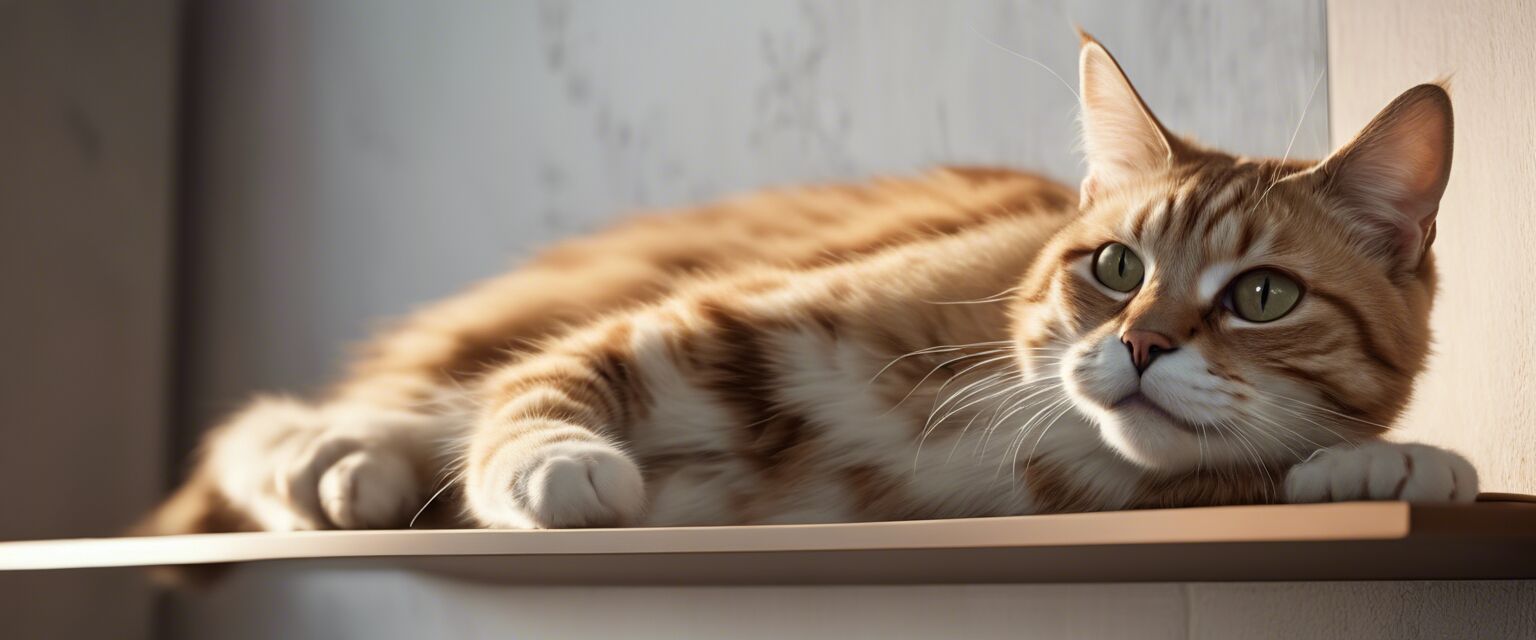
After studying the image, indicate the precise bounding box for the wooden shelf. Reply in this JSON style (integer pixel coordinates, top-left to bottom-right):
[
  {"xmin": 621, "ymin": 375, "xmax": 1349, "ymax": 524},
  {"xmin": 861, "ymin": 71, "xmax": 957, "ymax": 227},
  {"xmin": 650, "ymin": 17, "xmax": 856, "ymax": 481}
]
[{"xmin": 4, "ymin": 498, "xmax": 1536, "ymax": 584}]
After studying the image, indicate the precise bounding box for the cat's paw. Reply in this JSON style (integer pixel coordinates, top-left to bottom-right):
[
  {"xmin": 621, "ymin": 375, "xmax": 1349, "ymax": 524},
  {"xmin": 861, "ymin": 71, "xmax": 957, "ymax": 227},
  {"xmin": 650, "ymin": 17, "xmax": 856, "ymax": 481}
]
[
  {"xmin": 1284, "ymin": 441, "xmax": 1478, "ymax": 503},
  {"xmin": 469, "ymin": 440, "xmax": 646, "ymax": 529},
  {"xmin": 280, "ymin": 436, "xmax": 421, "ymax": 529}
]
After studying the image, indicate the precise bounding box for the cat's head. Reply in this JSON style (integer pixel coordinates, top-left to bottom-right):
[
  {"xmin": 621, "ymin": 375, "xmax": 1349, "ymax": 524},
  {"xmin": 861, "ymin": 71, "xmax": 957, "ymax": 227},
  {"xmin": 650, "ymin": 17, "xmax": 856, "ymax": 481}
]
[{"xmin": 1011, "ymin": 33, "xmax": 1452, "ymax": 472}]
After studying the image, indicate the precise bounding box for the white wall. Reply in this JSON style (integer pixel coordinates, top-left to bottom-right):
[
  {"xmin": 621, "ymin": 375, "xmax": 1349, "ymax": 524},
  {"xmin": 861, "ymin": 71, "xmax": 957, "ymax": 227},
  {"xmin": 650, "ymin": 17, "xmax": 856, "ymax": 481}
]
[
  {"xmin": 0, "ymin": 2, "xmax": 177, "ymax": 639},
  {"xmin": 171, "ymin": 1, "xmax": 1536, "ymax": 638}
]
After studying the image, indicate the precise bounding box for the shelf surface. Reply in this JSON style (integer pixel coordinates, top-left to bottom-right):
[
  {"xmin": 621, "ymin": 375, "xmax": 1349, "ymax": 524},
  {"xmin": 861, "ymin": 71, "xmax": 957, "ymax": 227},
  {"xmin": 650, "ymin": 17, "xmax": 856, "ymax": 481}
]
[{"xmin": 4, "ymin": 499, "xmax": 1536, "ymax": 584}]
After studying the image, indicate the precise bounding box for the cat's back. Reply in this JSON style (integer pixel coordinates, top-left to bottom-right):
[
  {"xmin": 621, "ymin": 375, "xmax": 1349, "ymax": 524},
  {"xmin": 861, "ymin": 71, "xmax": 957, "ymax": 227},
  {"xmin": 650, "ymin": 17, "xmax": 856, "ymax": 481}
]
[{"xmin": 336, "ymin": 167, "xmax": 1077, "ymax": 404}]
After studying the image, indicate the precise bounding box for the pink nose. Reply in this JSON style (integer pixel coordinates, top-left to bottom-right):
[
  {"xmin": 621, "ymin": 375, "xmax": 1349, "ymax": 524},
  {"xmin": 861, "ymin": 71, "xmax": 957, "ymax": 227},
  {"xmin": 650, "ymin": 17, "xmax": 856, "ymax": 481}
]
[{"xmin": 1121, "ymin": 330, "xmax": 1175, "ymax": 374}]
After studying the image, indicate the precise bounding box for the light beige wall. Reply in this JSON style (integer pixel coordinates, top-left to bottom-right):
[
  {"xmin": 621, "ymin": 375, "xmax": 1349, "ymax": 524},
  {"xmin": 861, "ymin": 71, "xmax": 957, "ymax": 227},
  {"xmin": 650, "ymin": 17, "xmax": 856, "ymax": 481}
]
[
  {"xmin": 0, "ymin": 2, "xmax": 177, "ymax": 639},
  {"xmin": 1328, "ymin": 0, "xmax": 1536, "ymax": 494}
]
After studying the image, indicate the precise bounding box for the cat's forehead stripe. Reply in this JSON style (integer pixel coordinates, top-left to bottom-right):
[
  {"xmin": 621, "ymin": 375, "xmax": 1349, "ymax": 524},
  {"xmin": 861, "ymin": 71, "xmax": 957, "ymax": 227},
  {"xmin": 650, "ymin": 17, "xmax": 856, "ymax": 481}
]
[
  {"xmin": 1174, "ymin": 166, "xmax": 1236, "ymax": 240},
  {"xmin": 1206, "ymin": 212, "xmax": 1244, "ymax": 255},
  {"xmin": 1204, "ymin": 177, "xmax": 1248, "ymax": 220}
]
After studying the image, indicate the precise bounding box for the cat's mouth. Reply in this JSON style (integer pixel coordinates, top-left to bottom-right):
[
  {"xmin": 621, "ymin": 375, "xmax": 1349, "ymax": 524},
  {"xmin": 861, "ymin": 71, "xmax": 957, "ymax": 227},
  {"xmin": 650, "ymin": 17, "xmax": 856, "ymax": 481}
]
[{"xmin": 1111, "ymin": 392, "xmax": 1199, "ymax": 434}]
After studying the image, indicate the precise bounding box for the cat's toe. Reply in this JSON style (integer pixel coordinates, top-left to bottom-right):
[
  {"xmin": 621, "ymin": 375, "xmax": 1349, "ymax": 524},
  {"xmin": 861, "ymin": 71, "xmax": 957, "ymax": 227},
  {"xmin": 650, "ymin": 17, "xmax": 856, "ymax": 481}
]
[
  {"xmin": 280, "ymin": 436, "xmax": 420, "ymax": 528},
  {"xmin": 1284, "ymin": 442, "xmax": 1477, "ymax": 503},
  {"xmin": 525, "ymin": 444, "xmax": 646, "ymax": 527},
  {"xmin": 318, "ymin": 449, "xmax": 420, "ymax": 529},
  {"xmin": 470, "ymin": 440, "xmax": 645, "ymax": 529}
]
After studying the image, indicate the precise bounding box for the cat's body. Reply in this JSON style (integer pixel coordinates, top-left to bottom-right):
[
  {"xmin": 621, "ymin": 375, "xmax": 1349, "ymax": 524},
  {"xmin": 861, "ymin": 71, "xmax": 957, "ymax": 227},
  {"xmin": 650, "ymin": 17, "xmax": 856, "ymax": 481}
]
[{"xmin": 142, "ymin": 34, "xmax": 1477, "ymax": 539}]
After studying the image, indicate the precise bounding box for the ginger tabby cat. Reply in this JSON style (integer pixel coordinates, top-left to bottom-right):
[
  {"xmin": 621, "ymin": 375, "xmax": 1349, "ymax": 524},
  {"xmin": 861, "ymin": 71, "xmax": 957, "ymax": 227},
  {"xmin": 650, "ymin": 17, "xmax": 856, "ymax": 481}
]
[{"xmin": 141, "ymin": 33, "xmax": 1476, "ymax": 538}]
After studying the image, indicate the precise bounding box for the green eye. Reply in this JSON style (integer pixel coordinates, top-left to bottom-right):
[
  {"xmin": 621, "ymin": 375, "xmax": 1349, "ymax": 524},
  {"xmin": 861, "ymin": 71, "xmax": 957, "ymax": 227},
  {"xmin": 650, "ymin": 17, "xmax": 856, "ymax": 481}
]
[
  {"xmin": 1093, "ymin": 242, "xmax": 1144, "ymax": 292},
  {"xmin": 1229, "ymin": 269, "xmax": 1303, "ymax": 322}
]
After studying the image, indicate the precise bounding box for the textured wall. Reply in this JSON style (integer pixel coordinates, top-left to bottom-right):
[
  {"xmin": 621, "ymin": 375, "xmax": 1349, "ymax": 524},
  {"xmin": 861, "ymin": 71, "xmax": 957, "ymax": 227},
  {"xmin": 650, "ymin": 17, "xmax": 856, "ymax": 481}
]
[
  {"xmin": 1329, "ymin": 0, "xmax": 1536, "ymax": 495},
  {"xmin": 0, "ymin": 2, "xmax": 176, "ymax": 639}
]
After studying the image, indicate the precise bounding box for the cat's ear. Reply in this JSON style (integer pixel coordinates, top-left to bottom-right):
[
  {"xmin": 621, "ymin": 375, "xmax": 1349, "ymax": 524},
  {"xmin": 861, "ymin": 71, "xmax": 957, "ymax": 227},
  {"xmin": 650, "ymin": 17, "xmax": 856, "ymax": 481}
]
[
  {"xmin": 1077, "ymin": 30, "xmax": 1184, "ymax": 204},
  {"xmin": 1300, "ymin": 84, "xmax": 1453, "ymax": 269}
]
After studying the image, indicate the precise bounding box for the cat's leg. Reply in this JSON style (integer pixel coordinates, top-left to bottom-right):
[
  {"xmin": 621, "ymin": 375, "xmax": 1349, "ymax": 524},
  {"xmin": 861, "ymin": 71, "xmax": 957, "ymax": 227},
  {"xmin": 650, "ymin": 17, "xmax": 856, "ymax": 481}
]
[
  {"xmin": 1283, "ymin": 441, "xmax": 1478, "ymax": 503},
  {"xmin": 463, "ymin": 322, "xmax": 650, "ymax": 529}
]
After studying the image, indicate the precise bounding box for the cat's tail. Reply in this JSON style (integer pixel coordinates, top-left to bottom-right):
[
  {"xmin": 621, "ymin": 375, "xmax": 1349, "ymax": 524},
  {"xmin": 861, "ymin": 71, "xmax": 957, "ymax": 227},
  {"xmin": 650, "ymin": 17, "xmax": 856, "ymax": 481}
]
[
  {"xmin": 130, "ymin": 441, "xmax": 259, "ymax": 588},
  {"xmin": 132, "ymin": 461, "xmax": 261, "ymax": 587},
  {"xmin": 130, "ymin": 465, "xmax": 252, "ymax": 587},
  {"xmin": 132, "ymin": 466, "xmax": 252, "ymax": 536}
]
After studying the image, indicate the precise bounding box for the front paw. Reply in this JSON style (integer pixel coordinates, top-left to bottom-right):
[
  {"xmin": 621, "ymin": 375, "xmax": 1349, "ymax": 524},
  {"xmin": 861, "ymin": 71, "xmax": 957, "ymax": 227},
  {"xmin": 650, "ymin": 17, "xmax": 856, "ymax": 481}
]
[
  {"xmin": 280, "ymin": 436, "xmax": 421, "ymax": 529},
  {"xmin": 468, "ymin": 440, "xmax": 646, "ymax": 529},
  {"xmin": 1284, "ymin": 442, "xmax": 1478, "ymax": 503}
]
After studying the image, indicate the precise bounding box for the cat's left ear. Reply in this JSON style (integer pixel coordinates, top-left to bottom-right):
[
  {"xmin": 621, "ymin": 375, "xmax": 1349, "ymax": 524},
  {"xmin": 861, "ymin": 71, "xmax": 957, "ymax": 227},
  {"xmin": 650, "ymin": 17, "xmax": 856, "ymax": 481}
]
[
  {"xmin": 1077, "ymin": 30, "xmax": 1188, "ymax": 204},
  {"xmin": 1297, "ymin": 84, "xmax": 1453, "ymax": 270}
]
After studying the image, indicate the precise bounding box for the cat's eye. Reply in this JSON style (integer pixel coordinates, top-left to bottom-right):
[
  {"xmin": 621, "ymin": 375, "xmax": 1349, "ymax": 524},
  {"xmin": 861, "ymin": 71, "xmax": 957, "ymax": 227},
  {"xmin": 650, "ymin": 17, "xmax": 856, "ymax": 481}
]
[
  {"xmin": 1092, "ymin": 242, "xmax": 1144, "ymax": 292},
  {"xmin": 1228, "ymin": 269, "xmax": 1303, "ymax": 322}
]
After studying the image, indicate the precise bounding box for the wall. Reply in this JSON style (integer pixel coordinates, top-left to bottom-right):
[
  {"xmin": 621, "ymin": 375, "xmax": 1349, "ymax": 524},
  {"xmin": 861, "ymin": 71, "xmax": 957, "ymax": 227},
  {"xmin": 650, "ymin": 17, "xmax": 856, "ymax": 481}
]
[
  {"xmin": 1329, "ymin": 0, "xmax": 1536, "ymax": 495},
  {"xmin": 168, "ymin": 1, "xmax": 1536, "ymax": 639},
  {"xmin": 0, "ymin": 2, "xmax": 177, "ymax": 639}
]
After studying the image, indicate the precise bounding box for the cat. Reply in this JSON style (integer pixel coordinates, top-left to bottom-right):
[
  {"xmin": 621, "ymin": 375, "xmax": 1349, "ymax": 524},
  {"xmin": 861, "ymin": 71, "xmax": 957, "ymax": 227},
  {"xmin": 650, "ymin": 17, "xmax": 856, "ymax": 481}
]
[{"xmin": 139, "ymin": 32, "xmax": 1476, "ymax": 537}]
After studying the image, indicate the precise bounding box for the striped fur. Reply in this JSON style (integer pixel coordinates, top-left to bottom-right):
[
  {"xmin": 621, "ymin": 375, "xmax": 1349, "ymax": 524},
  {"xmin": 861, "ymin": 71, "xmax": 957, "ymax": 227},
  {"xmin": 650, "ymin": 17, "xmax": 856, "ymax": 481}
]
[{"xmin": 140, "ymin": 35, "xmax": 1476, "ymax": 545}]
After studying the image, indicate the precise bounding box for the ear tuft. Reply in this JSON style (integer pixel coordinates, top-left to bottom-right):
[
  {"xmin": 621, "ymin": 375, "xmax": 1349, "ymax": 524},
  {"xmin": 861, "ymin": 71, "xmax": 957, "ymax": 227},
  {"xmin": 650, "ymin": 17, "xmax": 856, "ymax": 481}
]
[
  {"xmin": 1075, "ymin": 25, "xmax": 1098, "ymax": 47},
  {"xmin": 1306, "ymin": 83, "xmax": 1454, "ymax": 268}
]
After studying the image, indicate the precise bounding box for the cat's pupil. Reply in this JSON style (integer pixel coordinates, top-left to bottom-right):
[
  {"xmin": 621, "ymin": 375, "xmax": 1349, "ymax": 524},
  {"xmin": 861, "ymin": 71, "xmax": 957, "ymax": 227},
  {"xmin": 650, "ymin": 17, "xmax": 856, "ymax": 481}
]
[
  {"xmin": 1117, "ymin": 248, "xmax": 1127, "ymax": 277},
  {"xmin": 1260, "ymin": 275, "xmax": 1271, "ymax": 309}
]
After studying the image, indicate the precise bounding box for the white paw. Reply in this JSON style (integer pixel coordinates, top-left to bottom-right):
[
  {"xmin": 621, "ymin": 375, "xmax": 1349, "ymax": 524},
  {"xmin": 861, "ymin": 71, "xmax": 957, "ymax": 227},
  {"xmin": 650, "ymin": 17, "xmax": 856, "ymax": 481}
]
[
  {"xmin": 471, "ymin": 441, "xmax": 646, "ymax": 529},
  {"xmin": 1284, "ymin": 442, "xmax": 1478, "ymax": 503},
  {"xmin": 281, "ymin": 437, "xmax": 421, "ymax": 529}
]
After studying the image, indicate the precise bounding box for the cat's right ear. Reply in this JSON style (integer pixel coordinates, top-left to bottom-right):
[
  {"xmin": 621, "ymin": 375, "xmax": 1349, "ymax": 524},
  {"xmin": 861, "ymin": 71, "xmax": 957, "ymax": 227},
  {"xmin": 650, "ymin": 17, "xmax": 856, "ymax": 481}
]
[
  {"xmin": 1076, "ymin": 30, "xmax": 1185, "ymax": 205},
  {"xmin": 1292, "ymin": 83, "xmax": 1453, "ymax": 271}
]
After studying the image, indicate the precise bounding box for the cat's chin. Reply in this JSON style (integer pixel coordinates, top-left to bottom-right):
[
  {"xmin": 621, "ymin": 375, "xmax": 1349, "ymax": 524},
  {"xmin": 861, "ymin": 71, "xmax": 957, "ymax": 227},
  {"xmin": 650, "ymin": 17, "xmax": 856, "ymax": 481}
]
[{"xmin": 1092, "ymin": 399, "xmax": 1206, "ymax": 471}]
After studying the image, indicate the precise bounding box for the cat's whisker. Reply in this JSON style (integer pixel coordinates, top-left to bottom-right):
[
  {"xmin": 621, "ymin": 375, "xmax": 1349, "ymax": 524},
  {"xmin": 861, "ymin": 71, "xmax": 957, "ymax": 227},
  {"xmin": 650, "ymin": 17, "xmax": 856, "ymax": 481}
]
[
  {"xmin": 410, "ymin": 468, "xmax": 465, "ymax": 529},
  {"xmin": 866, "ymin": 340, "xmax": 1013, "ymax": 384},
  {"xmin": 1229, "ymin": 413, "xmax": 1306, "ymax": 462},
  {"xmin": 969, "ymin": 26, "xmax": 1081, "ymax": 102},
  {"xmin": 974, "ymin": 378, "xmax": 1065, "ymax": 456},
  {"xmin": 1195, "ymin": 421, "xmax": 1208, "ymax": 474},
  {"xmin": 925, "ymin": 370, "xmax": 1021, "ymax": 436},
  {"xmin": 1244, "ymin": 393, "xmax": 1366, "ymax": 453},
  {"xmin": 914, "ymin": 374, "xmax": 1025, "ymax": 473},
  {"xmin": 991, "ymin": 388, "xmax": 1069, "ymax": 469},
  {"xmin": 1015, "ymin": 396, "xmax": 1077, "ymax": 487},
  {"xmin": 1252, "ymin": 68, "xmax": 1327, "ymax": 209},
  {"xmin": 1221, "ymin": 418, "xmax": 1278, "ymax": 501},
  {"xmin": 1260, "ymin": 403, "xmax": 1358, "ymax": 449},
  {"xmin": 881, "ymin": 348, "xmax": 1011, "ymax": 412},
  {"xmin": 921, "ymin": 285, "xmax": 1023, "ymax": 305},
  {"xmin": 921, "ymin": 371, "xmax": 1012, "ymax": 440},
  {"xmin": 1233, "ymin": 414, "xmax": 1309, "ymax": 464},
  {"xmin": 1241, "ymin": 409, "xmax": 1330, "ymax": 456},
  {"xmin": 999, "ymin": 396, "xmax": 1072, "ymax": 490},
  {"xmin": 943, "ymin": 383, "xmax": 1026, "ymax": 465},
  {"xmin": 1251, "ymin": 388, "xmax": 1395, "ymax": 434},
  {"xmin": 945, "ymin": 379, "xmax": 1041, "ymax": 464},
  {"xmin": 926, "ymin": 354, "xmax": 1020, "ymax": 418}
]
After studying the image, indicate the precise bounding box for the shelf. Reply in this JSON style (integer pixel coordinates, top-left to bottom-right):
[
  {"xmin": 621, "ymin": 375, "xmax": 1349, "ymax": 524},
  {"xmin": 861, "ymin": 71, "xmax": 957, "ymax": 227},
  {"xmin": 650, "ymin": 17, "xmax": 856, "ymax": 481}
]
[{"xmin": 4, "ymin": 498, "xmax": 1536, "ymax": 584}]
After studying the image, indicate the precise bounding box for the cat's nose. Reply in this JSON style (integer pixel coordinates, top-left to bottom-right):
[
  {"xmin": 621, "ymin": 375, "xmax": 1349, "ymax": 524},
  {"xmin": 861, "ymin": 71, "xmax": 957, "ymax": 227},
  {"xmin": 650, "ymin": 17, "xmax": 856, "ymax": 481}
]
[{"xmin": 1121, "ymin": 330, "xmax": 1175, "ymax": 374}]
